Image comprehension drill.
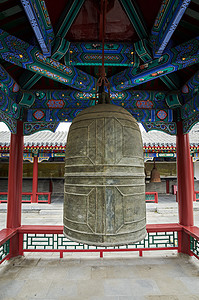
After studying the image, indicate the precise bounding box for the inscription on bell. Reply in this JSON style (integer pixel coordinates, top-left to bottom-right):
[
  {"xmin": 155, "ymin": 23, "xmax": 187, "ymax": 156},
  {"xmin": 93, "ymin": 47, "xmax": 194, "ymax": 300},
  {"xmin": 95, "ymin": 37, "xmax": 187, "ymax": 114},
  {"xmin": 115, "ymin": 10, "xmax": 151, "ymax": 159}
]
[{"xmin": 64, "ymin": 104, "xmax": 146, "ymax": 246}]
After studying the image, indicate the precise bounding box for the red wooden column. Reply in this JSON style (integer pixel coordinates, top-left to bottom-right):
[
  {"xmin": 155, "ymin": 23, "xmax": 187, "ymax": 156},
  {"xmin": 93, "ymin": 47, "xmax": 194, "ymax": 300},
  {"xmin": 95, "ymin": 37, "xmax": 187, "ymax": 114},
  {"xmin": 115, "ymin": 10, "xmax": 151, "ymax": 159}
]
[
  {"xmin": 32, "ymin": 156, "xmax": 38, "ymax": 203},
  {"xmin": 176, "ymin": 121, "xmax": 194, "ymax": 254},
  {"xmin": 7, "ymin": 121, "xmax": 24, "ymax": 257}
]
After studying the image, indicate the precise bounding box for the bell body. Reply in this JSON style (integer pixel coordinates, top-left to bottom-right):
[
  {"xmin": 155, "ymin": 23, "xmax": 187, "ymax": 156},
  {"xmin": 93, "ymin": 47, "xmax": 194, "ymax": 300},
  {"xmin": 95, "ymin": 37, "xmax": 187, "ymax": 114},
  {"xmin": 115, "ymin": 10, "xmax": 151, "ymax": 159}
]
[
  {"xmin": 64, "ymin": 104, "xmax": 146, "ymax": 246},
  {"xmin": 150, "ymin": 167, "xmax": 161, "ymax": 182}
]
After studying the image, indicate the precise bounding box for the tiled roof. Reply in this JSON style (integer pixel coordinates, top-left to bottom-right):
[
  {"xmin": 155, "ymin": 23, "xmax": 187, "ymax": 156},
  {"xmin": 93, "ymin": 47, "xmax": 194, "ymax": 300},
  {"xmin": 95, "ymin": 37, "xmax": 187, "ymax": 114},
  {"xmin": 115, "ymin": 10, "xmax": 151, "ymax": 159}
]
[
  {"xmin": 0, "ymin": 124, "xmax": 199, "ymax": 147},
  {"xmin": 0, "ymin": 131, "xmax": 68, "ymax": 147}
]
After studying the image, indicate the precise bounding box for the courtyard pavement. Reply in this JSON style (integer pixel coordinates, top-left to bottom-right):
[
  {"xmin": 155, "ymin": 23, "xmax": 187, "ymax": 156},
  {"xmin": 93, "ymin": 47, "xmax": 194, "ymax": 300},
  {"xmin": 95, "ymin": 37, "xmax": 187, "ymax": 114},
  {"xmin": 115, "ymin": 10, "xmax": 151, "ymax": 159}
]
[{"xmin": 0, "ymin": 194, "xmax": 199, "ymax": 300}]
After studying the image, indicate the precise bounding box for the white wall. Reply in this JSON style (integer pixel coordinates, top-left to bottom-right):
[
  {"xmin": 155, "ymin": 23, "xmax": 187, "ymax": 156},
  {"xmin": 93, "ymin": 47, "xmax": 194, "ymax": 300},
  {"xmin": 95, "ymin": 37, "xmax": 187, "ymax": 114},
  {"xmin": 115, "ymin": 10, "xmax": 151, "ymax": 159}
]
[{"xmin": 194, "ymin": 161, "xmax": 199, "ymax": 180}]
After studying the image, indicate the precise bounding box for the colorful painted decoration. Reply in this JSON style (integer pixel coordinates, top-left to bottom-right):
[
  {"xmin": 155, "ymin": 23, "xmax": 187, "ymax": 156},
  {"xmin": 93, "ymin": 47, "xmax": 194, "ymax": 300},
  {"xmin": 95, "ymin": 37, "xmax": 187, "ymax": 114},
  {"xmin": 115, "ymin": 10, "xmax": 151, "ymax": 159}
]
[
  {"xmin": 26, "ymin": 106, "xmax": 173, "ymax": 124},
  {"xmin": 23, "ymin": 122, "xmax": 59, "ymax": 135},
  {"xmin": 109, "ymin": 37, "xmax": 199, "ymax": 91},
  {"xmin": 69, "ymin": 42, "xmax": 134, "ymax": 66},
  {"xmin": 181, "ymin": 95, "xmax": 199, "ymax": 119},
  {"xmin": 156, "ymin": 110, "xmax": 168, "ymax": 120},
  {"xmin": 165, "ymin": 93, "xmax": 182, "ymax": 108},
  {"xmin": 150, "ymin": 0, "xmax": 191, "ymax": 57},
  {"xmin": 47, "ymin": 100, "xmax": 65, "ymax": 109},
  {"xmin": 0, "ymin": 110, "xmax": 17, "ymax": 134},
  {"xmin": 0, "ymin": 29, "xmax": 96, "ymax": 92},
  {"xmin": 31, "ymin": 89, "xmax": 169, "ymax": 110},
  {"xmin": 183, "ymin": 114, "xmax": 199, "ymax": 134},
  {"xmin": 20, "ymin": 0, "xmax": 54, "ymax": 56},
  {"xmin": 134, "ymin": 39, "xmax": 179, "ymax": 90},
  {"xmin": 0, "ymin": 64, "xmax": 21, "ymax": 101},
  {"xmin": 181, "ymin": 71, "xmax": 199, "ymax": 103},
  {"xmin": 0, "ymin": 90, "xmax": 20, "ymax": 119},
  {"xmin": 0, "ymin": 1, "xmax": 198, "ymax": 138},
  {"xmin": 33, "ymin": 110, "xmax": 45, "ymax": 120},
  {"xmin": 19, "ymin": 91, "xmax": 35, "ymax": 107},
  {"xmin": 142, "ymin": 122, "xmax": 177, "ymax": 135}
]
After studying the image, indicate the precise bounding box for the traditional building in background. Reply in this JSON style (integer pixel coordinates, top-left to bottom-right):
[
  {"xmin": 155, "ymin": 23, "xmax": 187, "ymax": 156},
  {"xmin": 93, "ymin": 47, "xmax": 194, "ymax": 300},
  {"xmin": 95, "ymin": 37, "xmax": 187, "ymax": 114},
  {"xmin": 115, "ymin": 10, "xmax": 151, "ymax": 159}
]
[{"xmin": 1, "ymin": 125, "xmax": 199, "ymax": 198}]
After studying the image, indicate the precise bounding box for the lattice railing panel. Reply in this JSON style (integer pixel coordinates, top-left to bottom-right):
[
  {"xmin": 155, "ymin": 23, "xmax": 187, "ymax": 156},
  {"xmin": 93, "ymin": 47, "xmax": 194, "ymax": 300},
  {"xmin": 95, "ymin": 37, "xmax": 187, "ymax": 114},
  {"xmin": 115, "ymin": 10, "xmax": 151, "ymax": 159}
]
[
  {"xmin": 190, "ymin": 236, "xmax": 199, "ymax": 257},
  {"xmin": 23, "ymin": 231, "xmax": 178, "ymax": 250},
  {"xmin": 145, "ymin": 194, "xmax": 155, "ymax": 201},
  {"xmin": 0, "ymin": 240, "xmax": 10, "ymax": 262}
]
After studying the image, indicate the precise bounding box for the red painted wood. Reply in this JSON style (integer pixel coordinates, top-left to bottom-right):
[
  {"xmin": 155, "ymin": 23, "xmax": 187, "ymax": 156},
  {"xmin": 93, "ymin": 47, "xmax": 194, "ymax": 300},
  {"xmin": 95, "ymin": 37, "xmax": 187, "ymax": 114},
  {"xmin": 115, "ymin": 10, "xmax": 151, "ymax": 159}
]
[
  {"xmin": 0, "ymin": 228, "xmax": 18, "ymax": 246},
  {"xmin": 32, "ymin": 156, "xmax": 38, "ymax": 203},
  {"xmin": 183, "ymin": 226, "xmax": 199, "ymax": 240},
  {"xmin": 19, "ymin": 223, "xmax": 182, "ymax": 234},
  {"xmin": 166, "ymin": 179, "xmax": 170, "ymax": 194},
  {"xmin": 7, "ymin": 121, "xmax": 24, "ymax": 229},
  {"xmin": 19, "ymin": 225, "xmax": 64, "ymax": 234},
  {"xmin": 145, "ymin": 192, "xmax": 158, "ymax": 203},
  {"xmin": 176, "ymin": 122, "xmax": 194, "ymax": 227}
]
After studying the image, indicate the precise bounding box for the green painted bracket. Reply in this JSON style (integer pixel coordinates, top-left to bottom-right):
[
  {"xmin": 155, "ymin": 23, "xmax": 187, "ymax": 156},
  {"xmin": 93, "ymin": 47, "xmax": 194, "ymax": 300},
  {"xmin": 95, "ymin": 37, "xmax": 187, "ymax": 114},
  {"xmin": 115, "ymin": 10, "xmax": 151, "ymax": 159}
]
[
  {"xmin": 119, "ymin": 0, "xmax": 148, "ymax": 39},
  {"xmin": 181, "ymin": 71, "xmax": 199, "ymax": 103},
  {"xmin": 55, "ymin": 0, "xmax": 85, "ymax": 38}
]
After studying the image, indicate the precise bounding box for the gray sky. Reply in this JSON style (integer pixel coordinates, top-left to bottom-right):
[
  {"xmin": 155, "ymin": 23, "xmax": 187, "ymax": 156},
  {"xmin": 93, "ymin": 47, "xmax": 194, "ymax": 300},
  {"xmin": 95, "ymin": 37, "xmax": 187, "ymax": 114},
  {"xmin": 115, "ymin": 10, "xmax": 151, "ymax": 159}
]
[{"xmin": 0, "ymin": 122, "xmax": 146, "ymax": 132}]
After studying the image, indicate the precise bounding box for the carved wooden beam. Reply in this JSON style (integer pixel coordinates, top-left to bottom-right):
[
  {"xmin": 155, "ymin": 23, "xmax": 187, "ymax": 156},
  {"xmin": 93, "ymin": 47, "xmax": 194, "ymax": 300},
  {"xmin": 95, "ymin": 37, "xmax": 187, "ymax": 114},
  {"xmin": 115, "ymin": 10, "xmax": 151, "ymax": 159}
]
[
  {"xmin": 150, "ymin": 0, "xmax": 191, "ymax": 58},
  {"xmin": 31, "ymin": 89, "xmax": 169, "ymax": 109},
  {"xmin": 55, "ymin": 0, "xmax": 85, "ymax": 38},
  {"xmin": 20, "ymin": 0, "xmax": 54, "ymax": 57},
  {"xmin": 119, "ymin": 0, "xmax": 148, "ymax": 39},
  {"xmin": 0, "ymin": 30, "xmax": 96, "ymax": 92},
  {"xmin": 109, "ymin": 37, "xmax": 199, "ymax": 92}
]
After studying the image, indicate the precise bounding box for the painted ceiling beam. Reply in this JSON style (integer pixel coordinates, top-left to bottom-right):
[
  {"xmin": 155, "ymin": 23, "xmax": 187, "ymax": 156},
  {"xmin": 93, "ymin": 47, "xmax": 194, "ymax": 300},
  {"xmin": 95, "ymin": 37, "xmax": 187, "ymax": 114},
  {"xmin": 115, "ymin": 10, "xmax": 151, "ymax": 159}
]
[
  {"xmin": 181, "ymin": 71, "xmax": 199, "ymax": 103},
  {"xmin": 164, "ymin": 72, "xmax": 199, "ymax": 109},
  {"xmin": 55, "ymin": 0, "xmax": 85, "ymax": 38},
  {"xmin": 150, "ymin": 0, "xmax": 191, "ymax": 58},
  {"xmin": 19, "ymin": 0, "xmax": 85, "ymax": 89},
  {"xmin": 109, "ymin": 37, "xmax": 199, "ymax": 92},
  {"xmin": 19, "ymin": 37, "xmax": 71, "ymax": 89},
  {"xmin": 0, "ymin": 64, "xmax": 38, "ymax": 107},
  {"xmin": 20, "ymin": 0, "xmax": 54, "ymax": 57},
  {"xmin": 0, "ymin": 29, "xmax": 96, "ymax": 92},
  {"xmin": 134, "ymin": 39, "xmax": 180, "ymax": 90},
  {"xmin": 31, "ymin": 89, "xmax": 168, "ymax": 110},
  {"xmin": 68, "ymin": 42, "xmax": 134, "ymax": 66},
  {"xmin": 26, "ymin": 107, "xmax": 173, "ymax": 124},
  {"xmin": 119, "ymin": 0, "xmax": 148, "ymax": 39}
]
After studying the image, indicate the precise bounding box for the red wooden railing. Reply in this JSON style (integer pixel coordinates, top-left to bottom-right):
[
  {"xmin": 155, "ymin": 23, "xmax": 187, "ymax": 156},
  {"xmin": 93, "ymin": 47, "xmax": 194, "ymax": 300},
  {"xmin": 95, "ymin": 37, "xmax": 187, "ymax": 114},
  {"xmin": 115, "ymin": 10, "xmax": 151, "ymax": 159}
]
[
  {"xmin": 145, "ymin": 192, "xmax": 158, "ymax": 203},
  {"xmin": 0, "ymin": 192, "xmax": 51, "ymax": 204},
  {"xmin": 1, "ymin": 224, "xmax": 199, "ymax": 263}
]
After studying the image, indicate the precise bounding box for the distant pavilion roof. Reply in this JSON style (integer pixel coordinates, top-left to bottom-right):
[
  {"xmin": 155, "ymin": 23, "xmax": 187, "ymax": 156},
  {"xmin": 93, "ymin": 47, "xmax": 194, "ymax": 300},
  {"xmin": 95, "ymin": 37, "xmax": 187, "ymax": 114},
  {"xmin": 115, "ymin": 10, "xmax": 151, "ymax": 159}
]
[{"xmin": 0, "ymin": 124, "xmax": 199, "ymax": 149}]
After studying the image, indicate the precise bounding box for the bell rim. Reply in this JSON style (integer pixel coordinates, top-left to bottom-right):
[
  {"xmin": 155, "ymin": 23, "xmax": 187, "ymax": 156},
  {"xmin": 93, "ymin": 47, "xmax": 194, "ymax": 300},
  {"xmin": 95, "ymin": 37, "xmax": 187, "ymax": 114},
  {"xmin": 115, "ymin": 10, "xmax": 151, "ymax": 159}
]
[{"xmin": 63, "ymin": 229, "xmax": 147, "ymax": 247}]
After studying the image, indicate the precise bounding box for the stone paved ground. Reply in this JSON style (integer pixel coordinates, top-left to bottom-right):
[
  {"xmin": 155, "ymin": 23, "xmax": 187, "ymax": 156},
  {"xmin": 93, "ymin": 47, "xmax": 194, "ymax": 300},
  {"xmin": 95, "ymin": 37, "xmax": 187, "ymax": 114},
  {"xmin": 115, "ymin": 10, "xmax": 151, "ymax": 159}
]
[
  {"xmin": 0, "ymin": 252, "xmax": 199, "ymax": 299},
  {"xmin": 0, "ymin": 194, "xmax": 199, "ymax": 300}
]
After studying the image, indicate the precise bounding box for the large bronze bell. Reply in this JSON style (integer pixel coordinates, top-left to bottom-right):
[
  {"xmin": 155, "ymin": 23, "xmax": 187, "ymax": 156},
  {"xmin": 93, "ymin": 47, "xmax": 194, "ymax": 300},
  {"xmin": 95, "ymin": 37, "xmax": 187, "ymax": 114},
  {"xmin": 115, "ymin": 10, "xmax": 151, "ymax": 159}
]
[
  {"xmin": 64, "ymin": 104, "xmax": 146, "ymax": 246},
  {"xmin": 150, "ymin": 159, "xmax": 161, "ymax": 182}
]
